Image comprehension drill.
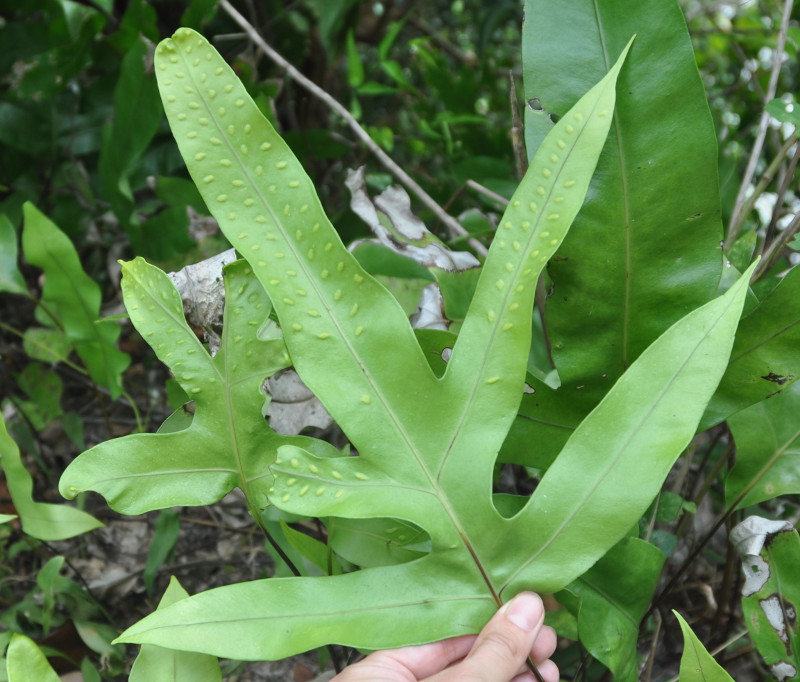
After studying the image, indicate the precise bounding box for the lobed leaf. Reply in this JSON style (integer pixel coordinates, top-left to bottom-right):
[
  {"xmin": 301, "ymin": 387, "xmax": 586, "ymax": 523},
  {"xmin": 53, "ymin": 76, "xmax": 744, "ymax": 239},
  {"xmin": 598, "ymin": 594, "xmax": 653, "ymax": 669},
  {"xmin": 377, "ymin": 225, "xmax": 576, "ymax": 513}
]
[
  {"xmin": 116, "ymin": 27, "xmax": 750, "ymax": 663},
  {"xmin": 115, "ymin": 27, "xmax": 631, "ymax": 657},
  {"xmin": 60, "ymin": 259, "xmax": 332, "ymax": 515}
]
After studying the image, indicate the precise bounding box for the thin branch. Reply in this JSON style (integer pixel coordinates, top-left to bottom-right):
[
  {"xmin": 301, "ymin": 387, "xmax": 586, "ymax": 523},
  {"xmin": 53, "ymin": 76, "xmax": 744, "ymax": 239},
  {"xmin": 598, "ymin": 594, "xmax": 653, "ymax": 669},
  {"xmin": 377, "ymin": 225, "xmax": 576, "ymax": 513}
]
[
  {"xmin": 641, "ymin": 608, "xmax": 662, "ymax": 682},
  {"xmin": 762, "ymin": 138, "xmax": 800, "ymax": 251},
  {"xmin": 219, "ymin": 0, "xmax": 485, "ymax": 256},
  {"xmin": 725, "ymin": 0, "xmax": 795, "ymax": 248},
  {"xmin": 407, "ymin": 14, "xmax": 477, "ymax": 67},
  {"xmin": 466, "ymin": 179, "xmax": 510, "ymax": 207},
  {"xmin": 753, "ymin": 210, "xmax": 800, "ymax": 279},
  {"xmin": 726, "ymin": 131, "xmax": 797, "ymax": 246}
]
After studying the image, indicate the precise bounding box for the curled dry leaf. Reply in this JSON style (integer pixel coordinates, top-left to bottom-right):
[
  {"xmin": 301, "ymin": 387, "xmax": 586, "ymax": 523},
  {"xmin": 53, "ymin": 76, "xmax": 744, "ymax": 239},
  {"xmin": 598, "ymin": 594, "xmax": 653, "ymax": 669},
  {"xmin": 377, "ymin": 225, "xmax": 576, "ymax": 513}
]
[
  {"xmin": 730, "ymin": 516, "xmax": 800, "ymax": 681},
  {"xmin": 410, "ymin": 284, "xmax": 449, "ymax": 331},
  {"xmin": 345, "ymin": 166, "xmax": 480, "ymax": 272},
  {"xmin": 168, "ymin": 248, "xmax": 237, "ymax": 352}
]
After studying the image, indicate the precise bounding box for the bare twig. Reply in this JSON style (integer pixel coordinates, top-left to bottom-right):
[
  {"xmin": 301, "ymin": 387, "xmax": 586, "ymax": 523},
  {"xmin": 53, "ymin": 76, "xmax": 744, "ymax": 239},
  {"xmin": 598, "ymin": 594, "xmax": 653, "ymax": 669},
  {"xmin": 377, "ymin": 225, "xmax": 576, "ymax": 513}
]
[
  {"xmin": 407, "ymin": 14, "xmax": 477, "ymax": 67},
  {"xmin": 753, "ymin": 210, "xmax": 800, "ymax": 279},
  {"xmin": 442, "ymin": 179, "xmax": 510, "ymax": 217},
  {"xmin": 465, "ymin": 179, "xmax": 510, "ymax": 207},
  {"xmin": 762, "ymin": 138, "xmax": 800, "ymax": 251},
  {"xmin": 641, "ymin": 609, "xmax": 662, "ymax": 682},
  {"xmin": 726, "ymin": 131, "xmax": 797, "ymax": 246},
  {"xmin": 219, "ymin": 0, "xmax": 484, "ymax": 255},
  {"xmin": 726, "ymin": 0, "xmax": 795, "ymax": 248}
]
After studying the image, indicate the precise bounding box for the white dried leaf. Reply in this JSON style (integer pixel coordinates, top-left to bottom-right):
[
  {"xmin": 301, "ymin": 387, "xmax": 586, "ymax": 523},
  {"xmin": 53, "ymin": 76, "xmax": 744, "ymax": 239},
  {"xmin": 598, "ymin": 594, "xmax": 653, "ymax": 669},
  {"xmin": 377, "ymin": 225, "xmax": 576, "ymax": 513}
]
[
  {"xmin": 168, "ymin": 248, "xmax": 237, "ymax": 353},
  {"xmin": 730, "ymin": 516, "xmax": 793, "ymax": 596},
  {"xmin": 410, "ymin": 284, "xmax": 449, "ymax": 331},
  {"xmin": 345, "ymin": 167, "xmax": 480, "ymax": 272}
]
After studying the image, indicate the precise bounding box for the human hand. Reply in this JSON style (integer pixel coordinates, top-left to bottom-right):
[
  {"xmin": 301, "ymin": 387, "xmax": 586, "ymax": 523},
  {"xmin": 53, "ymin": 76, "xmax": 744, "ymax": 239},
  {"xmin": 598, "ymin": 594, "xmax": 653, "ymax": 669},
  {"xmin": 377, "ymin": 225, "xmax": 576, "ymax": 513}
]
[{"xmin": 330, "ymin": 592, "xmax": 558, "ymax": 682}]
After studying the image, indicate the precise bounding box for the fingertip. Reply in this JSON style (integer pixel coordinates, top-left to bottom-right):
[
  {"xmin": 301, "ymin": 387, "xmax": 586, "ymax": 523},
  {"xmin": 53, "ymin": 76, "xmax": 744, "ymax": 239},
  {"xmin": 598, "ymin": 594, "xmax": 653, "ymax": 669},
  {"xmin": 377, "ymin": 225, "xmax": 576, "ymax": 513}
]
[
  {"xmin": 537, "ymin": 659, "xmax": 560, "ymax": 682},
  {"xmin": 530, "ymin": 624, "xmax": 557, "ymax": 662},
  {"xmin": 502, "ymin": 592, "xmax": 544, "ymax": 631}
]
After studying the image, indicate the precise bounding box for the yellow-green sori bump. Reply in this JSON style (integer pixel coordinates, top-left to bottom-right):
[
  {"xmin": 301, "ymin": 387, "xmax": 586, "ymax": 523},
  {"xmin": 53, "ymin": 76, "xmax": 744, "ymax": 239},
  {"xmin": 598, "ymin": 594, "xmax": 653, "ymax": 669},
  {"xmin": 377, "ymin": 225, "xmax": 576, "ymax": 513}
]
[
  {"xmin": 269, "ymin": 445, "xmax": 458, "ymax": 547},
  {"xmin": 155, "ymin": 28, "xmax": 438, "ymax": 460}
]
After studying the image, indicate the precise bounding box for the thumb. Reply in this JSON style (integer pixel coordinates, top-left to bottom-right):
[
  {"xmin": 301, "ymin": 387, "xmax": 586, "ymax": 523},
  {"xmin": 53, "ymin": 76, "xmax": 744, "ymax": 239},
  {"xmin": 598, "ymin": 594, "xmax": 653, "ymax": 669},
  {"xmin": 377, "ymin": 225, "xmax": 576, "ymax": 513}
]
[{"xmin": 456, "ymin": 592, "xmax": 545, "ymax": 681}]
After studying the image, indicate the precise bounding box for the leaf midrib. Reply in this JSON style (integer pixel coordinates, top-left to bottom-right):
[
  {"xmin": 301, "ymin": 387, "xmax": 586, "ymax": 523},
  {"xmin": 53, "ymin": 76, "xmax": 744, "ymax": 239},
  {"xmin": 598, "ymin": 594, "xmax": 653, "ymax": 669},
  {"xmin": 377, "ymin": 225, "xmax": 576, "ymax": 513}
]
[{"xmin": 730, "ymin": 315, "xmax": 800, "ymax": 363}]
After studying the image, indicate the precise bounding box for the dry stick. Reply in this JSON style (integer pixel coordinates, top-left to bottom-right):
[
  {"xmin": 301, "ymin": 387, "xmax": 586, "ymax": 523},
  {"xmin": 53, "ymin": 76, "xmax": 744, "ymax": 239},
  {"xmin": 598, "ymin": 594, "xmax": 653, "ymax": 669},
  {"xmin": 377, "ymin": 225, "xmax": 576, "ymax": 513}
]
[
  {"xmin": 727, "ymin": 131, "xmax": 797, "ymax": 249},
  {"xmin": 441, "ymin": 179, "xmax": 510, "ymax": 220},
  {"xmin": 758, "ymin": 138, "xmax": 800, "ymax": 273},
  {"xmin": 763, "ymin": 138, "xmax": 800, "ymax": 249},
  {"xmin": 726, "ymin": 0, "xmax": 795, "ymax": 249},
  {"xmin": 219, "ymin": 0, "xmax": 485, "ymax": 257},
  {"xmin": 648, "ymin": 472, "xmax": 755, "ymax": 621},
  {"xmin": 754, "ymin": 210, "xmax": 800, "ymax": 279},
  {"xmin": 641, "ymin": 608, "xmax": 662, "ymax": 682}
]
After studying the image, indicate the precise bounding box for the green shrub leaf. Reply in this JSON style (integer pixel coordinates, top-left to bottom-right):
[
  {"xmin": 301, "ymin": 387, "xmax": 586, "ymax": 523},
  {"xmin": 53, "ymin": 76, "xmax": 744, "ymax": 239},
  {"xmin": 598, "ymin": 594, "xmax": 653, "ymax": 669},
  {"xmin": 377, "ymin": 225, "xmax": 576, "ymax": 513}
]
[
  {"xmin": 21, "ymin": 203, "xmax": 130, "ymax": 398},
  {"xmin": 727, "ymin": 380, "xmax": 800, "ymax": 509},
  {"xmin": 559, "ymin": 537, "xmax": 665, "ymax": 682},
  {"xmin": 674, "ymin": 611, "xmax": 735, "ymax": 682},
  {"xmin": 0, "ymin": 413, "xmax": 101, "ymax": 542},
  {"xmin": 0, "ymin": 215, "xmax": 26, "ymax": 295},
  {"xmin": 517, "ymin": 0, "xmax": 723, "ymax": 464},
  {"xmin": 703, "ymin": 264, "xmax": 800, "ymax": 429},
  {"xmin": 129, "ymin": 576, "xmax": 222, "ymax": 682},
  {"xmin": 6, "ymin": 633, "xmax": 60, "ymax": 682}
]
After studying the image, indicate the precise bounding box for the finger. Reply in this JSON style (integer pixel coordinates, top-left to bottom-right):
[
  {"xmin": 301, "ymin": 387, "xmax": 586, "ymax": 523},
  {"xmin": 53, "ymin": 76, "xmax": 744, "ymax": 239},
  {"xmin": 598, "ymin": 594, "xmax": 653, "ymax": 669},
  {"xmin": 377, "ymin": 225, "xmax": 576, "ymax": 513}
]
[
  {"xmin": 530, "ymin": 625, "xmax": 557, "ymax": 663},
  {"xmin": 517, "ymin": 659, "xmax": 558, "ymax": 682},
  {"xmin": 445, "ymin": 592, "xmax": 546, "ymax": 682},
  {"xmin": 360, "ymin": 635, "xmax": 477, "ymax": 679},
  {"xmin": 539, "ymin": 659, "xmax": 560, "ymax": 682}
]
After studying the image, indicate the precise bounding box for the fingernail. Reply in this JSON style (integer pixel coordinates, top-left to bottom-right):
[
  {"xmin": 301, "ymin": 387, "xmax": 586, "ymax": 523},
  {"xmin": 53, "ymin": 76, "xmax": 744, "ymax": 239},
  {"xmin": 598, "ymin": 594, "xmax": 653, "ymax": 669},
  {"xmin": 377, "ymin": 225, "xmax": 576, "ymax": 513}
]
[{"xmin": 503, "ymin": 592, "xmax": 542, "ymax": 631}]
